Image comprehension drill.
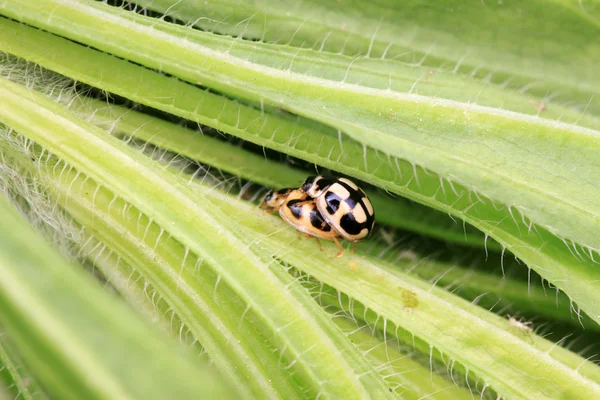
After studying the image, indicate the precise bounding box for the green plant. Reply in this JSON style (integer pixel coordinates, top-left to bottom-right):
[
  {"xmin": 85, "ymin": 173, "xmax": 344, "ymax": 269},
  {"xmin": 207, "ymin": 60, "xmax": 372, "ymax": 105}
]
[{"xmin": 0, "ymin": 1, "xmax": 599, "ymax": 399}]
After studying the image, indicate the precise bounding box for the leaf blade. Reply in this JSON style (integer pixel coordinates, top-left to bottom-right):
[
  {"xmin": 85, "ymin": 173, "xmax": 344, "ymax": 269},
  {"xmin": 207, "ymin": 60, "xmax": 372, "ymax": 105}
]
[
  {"xmin": 3, "ymin": 0, "xmax": 598, "ymax": 323},
  {"xmin": 0, "ymin": 75, "xmax": 393, "ymax": 399},
  {"xmin": 0, "ymin": 192, "xmax": 232, "ymax": 400}
]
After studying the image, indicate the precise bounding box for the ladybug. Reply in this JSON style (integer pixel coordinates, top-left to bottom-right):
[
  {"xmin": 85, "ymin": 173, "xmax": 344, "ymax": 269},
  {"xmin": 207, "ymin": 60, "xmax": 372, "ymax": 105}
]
[
  {"xmin": 260, "ymin": 176, "xmax": 374, "ymax": 257},
  {"xmin": 261, "ymin": 188, "xmax": 346, "ymax": 256},
  {"xmin": 301, "ymin": 176, "xmax": 375, "ymax": 243}
]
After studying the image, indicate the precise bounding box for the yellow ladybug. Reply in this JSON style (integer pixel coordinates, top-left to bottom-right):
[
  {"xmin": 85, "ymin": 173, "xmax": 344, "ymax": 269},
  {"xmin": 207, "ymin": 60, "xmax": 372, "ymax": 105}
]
[
  {"xmin": 261, "ymin": 188, "xmax": 345, "ymax": 256},
  {"xmin": 261, "ymin": 176, "xmax": 375, "ymax": 257},
  {"xmin": 300, "ymin": 176, "xmax": 375, "ymax": 242}
]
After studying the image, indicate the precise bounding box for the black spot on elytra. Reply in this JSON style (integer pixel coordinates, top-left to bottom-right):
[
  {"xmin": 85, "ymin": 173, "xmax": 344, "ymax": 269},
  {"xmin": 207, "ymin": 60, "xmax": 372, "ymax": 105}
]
[
  {"xmin": 302, "ymin": 176, "xmax": 334, "ymax": 196},
  {"xmin": 309, "ymin": 208, "xmax": 331, "ymax": 231},
  {"xmin": 336, "ymin": 183, "xmax": 361, "ymax": 211},
  {"xmin": 316, "ymin": 177, "xmax": 334, "ymax": 190},
  {"xmin": 325, "ymin": 191, "xmax": 341, "ymax": 214},
  {"xmin": 336, "ymin": 179, "xmax": 362, "ymax": 197},
  {"xmin": 337, "ymin": 181, "xmax": 374, "ymax": 226},
  {"xmin": 344, "ymin": 196, "xmax": 357, "ymax": 209},
  {"xmin": 340, "ymin": 213, "xmax": 365, "ymax": 235},
  {"xmin": 286, "ymin": 199, "xmax": 303, "ymax": 219},
  {"xmin": 301, "ymin": 176, "xmax": 318, "ymax": 192}
]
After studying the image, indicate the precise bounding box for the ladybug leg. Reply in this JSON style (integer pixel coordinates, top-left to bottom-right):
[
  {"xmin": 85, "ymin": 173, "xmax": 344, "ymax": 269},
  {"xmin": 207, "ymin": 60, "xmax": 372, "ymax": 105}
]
[
  {"xmin": 303, "ymin": 234, "xmax": 323, "ymax": 251},
  {"xmin": 296, "ymin": 230, "xmax": 302, "ymax": 239},
  {"xmin": 333, "ymin": 236, "xmax": 344, "ymax": 258},
  {"xmin": 314, "ymin": 237, "xmax": 323, "ymax": 251},
  {"xmin": 351, "ymin": 241, "xmax": 358, "ymax": 254}
]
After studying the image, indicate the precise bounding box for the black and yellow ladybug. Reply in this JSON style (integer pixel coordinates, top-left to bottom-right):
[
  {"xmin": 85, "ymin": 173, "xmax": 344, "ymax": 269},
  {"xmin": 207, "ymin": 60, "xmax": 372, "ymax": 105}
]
[
  {"xmin": 301, "ymin": 176, "xmax": 375, "ymax": 242},
  {"xmin": 261, "ymin": 188, "xmax": 346, "ymax": 256},
  {"xmin": 260, "ymin": 176, "xmax": 374, "ymax": 257},
  {"xmin": 278, "ymin": 189, "xmax": 342, "ymax": 244}
]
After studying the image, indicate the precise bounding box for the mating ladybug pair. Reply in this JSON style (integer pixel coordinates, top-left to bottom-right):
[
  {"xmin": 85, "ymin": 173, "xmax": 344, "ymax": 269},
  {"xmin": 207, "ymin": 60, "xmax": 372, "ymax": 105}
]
[{"xmin": 261, "ymin": 176, "xmax": 375, "ymax": 257}]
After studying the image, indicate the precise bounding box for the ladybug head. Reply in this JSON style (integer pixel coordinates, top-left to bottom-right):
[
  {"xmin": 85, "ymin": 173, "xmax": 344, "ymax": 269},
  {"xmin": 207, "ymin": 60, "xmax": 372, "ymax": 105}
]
[{"xmin": 261, "ymin": 188, "xmax": 292, "ymax": 209}]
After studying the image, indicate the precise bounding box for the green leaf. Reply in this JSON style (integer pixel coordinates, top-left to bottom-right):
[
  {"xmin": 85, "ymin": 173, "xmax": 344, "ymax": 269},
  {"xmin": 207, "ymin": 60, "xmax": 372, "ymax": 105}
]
[
  {"xmin": 2, "ymin": 1, "xmax": 598, "ymax": 325},
  {"xmin": 194, "ymin": 178, "xmax": 600, "ymax": 399},
  {"xmin": 0, "ymin": 75, "xmax": 393, "ymax": 399},
  {"xmin": 66, "ymin": 96, "xmax": 590, "ymax": 331},
  {"xmin": 2, "ymin": 141, "xmax": 322, "ymax": 399},
  {"xmin": 0, "ymin": 327, "xmax": 48, "ymax": 400},
  {"xmin": 0, "ymin": 190, "xmax": 232, "ymax": 400},
  {"xmin": 331, "ymin": 317, "xmax": 474, "ymax": 400},
  {"xmin": 0, "ymin": 18, "xmax": 494, "ymax": 250},
  {"xmin": 73, "ymin": 95, "xmax": 496, "ymax": 249},
  {"xmin": 112, "ymin": 1, "xmax": 600, "ymax": 131},
  {"xmin": 135, "ymin": 0, "xmax": 600, "ymax": 116},
  {"xmin": 3, "ymin": 134, "xmax": 472, "ymax": 399},
  {"xmin": 2, "ymin": 53, "xmax": 599, "ymax": 398}
]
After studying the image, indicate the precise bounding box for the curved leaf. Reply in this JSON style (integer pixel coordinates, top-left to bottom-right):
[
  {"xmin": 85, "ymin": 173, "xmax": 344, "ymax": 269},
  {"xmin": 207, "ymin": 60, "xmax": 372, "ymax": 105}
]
[
  {"xmin": 0, "ymin": 20, "xmax": 493, "ymax": 249},
  {"xmin": 195, "ymin": 178, "xmax": 600, "ymax": 399},
  {"xmin": 0, "ymin": 192, "xmax": 232, "ymax": 400},
  {"xmin": 67, "ymin": 97, "xmax": 594, "ymax": 330},
  {"xmin": 0, "ymin": 75, "xmax": 393, "ymax": 399},
  {"xmin": 135, "ymin": 0, "xmax": 600, "ymax": 117},
  {"xmin": 0, "ymin": 328, "xmax": 48, "ymax": 400},
  {"xmin": 2, "ymin": 0, "xmax": 598, "ymax": 324}
]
